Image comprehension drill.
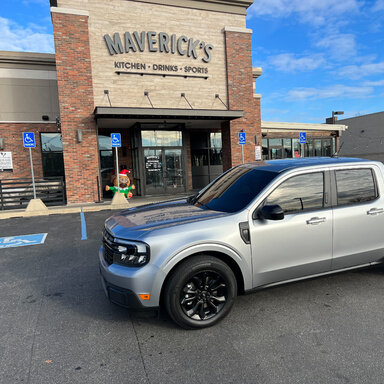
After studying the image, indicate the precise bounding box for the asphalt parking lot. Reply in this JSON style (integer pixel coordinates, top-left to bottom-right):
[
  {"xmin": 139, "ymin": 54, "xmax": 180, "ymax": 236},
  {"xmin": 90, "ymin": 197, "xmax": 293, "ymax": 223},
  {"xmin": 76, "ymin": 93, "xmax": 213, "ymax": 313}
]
[{"xmin": 1, "ymin": 211, "xmax": 384, "ymax": 384}]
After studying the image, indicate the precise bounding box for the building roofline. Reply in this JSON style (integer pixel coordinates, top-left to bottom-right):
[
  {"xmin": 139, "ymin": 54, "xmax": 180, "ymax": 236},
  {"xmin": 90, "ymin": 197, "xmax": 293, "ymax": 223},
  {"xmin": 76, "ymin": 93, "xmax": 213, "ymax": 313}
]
[
  {"xmin": 337, "ymin": 111, "xmax": 384, "ymax": 122},
  {"xmin": 0, "ymin": 51, "xmax": 56, "ymax": 67},
  {"xmin": 262, "ymin": 121, "xmax": 348, "ymax": 132}
]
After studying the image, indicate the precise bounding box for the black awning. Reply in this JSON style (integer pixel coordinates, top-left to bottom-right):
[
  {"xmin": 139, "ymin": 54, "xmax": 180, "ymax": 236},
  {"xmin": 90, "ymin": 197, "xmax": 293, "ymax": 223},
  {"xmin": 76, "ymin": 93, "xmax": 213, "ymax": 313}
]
[{"xmin": 94, "ymin": 106, "xmax": 243, "ymax": 121}]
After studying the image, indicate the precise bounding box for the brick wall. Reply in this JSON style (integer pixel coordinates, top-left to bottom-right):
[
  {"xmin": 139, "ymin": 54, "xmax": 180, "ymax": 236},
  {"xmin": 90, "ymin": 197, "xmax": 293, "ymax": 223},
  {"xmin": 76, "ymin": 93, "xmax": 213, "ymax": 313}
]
[
  {"xmin": 52, "ymin": 11, "xmax": 100, "ymax": 204},
  {"xmin": 223, "ymin": 30, "xmax": 262, "ymax": 169},
  {"xmin": 0, "ymin": 123, "xmax": 57, "ymax": 180}
]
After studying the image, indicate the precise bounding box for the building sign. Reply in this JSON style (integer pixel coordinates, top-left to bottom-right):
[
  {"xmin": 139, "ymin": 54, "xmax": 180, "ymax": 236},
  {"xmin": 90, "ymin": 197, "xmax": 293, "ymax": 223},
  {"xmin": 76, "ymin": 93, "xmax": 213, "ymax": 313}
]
[
  {"xmin": 145, "ymin": 156, "xmax": 161, "ymax": 172},
  {"xmin": 255, "ymin": 146, "xmax": 262, "ymax": 161},
  {"xmin": 104, "ymin": 31, "xmax": 214, "ymax": 63},
  {"xmin": 0, "ymin": 152, "xmax": 13, "ymax": 171}
]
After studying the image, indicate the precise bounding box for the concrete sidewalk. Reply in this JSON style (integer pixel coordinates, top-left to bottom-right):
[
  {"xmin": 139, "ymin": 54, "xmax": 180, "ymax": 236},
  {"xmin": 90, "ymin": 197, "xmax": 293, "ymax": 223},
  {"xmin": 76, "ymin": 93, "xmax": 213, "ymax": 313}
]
[{"xmin": 0, "ymin": 193, "xmax": 191, "ymax": 220}]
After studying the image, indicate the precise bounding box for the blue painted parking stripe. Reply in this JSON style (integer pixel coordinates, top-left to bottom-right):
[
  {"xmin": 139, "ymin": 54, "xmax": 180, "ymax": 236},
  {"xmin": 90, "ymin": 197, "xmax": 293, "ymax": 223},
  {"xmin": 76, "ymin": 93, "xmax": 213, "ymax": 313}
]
[
  {"xmin": 0, "ymin": 233, "xmax": 47, "ymax": 249},
  {"xmin": 80, "ymin": 212, "xmax": 87, "ymax": 240}
]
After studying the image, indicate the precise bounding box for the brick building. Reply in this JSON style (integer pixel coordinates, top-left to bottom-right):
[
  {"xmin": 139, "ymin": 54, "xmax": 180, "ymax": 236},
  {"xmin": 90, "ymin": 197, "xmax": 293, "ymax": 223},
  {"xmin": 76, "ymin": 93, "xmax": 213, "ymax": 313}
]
[{"xmin": 0, "ymin": 0, "xmax": 346, "ymax": 205}]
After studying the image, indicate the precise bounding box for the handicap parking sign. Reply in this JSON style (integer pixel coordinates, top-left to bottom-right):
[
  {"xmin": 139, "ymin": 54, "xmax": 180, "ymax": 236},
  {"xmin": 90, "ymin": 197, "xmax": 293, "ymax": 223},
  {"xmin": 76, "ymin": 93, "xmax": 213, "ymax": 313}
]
[
  {"xmin": 238, "ymin": 132, "xmax": 246, "ymax": 145},
  {"xmin": 111, "ymin": 133, "xmax": 121, "ymax": 148},
  {"xmin": 299, "ymin": 132, "xmax": 307, "ymax": 144},
  {"xmin": 23, "ymin": 132, "xmax": 36, "ymax": 148}
]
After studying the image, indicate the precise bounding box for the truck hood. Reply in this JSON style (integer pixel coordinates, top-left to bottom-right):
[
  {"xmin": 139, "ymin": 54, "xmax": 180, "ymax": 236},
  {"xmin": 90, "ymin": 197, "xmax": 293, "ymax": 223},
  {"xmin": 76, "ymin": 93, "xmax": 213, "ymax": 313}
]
[{"xmin": 105, "ymin": 198, "xmax": 229, "ymax": 238}]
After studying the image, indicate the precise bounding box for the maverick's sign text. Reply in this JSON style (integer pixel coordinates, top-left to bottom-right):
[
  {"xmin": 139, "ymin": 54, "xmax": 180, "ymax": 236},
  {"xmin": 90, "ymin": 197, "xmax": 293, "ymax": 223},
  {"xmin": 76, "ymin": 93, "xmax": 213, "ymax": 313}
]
[{"xmin": 104, "ymin": 31, "xmax": 214, "ymax": 63}]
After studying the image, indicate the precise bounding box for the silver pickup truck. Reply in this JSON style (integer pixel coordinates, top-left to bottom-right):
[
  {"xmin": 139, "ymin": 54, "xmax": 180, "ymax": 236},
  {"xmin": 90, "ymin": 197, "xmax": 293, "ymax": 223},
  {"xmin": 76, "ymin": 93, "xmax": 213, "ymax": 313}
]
[{"xmin": 99, "ymin": 157, "xmax": 384, "ymax": 329}]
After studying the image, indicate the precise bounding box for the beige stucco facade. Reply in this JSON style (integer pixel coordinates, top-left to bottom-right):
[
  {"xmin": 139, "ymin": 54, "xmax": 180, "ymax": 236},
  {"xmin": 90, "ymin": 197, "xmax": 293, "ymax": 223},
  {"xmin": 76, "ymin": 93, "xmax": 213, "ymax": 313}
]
[{"xmin": 54, "ymin": 0, "xmax": 249, "ymax": 110}]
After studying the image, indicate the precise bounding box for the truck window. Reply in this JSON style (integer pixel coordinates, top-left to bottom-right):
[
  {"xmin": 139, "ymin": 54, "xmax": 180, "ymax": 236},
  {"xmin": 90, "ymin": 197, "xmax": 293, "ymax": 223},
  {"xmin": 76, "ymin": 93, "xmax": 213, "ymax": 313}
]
[
  {"xmin": 264, "ymin": 172, "xmax": 324, "ymax": 214},
  {"xmin": 336, "ymin": 169, "xmax": 377, "ymax": 206}
]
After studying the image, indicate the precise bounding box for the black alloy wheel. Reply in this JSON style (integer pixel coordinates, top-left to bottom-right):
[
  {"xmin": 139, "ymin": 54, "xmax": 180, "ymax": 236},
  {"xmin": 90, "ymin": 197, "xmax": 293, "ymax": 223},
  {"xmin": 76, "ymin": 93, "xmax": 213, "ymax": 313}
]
[{"xmin": 164, "ymin": 256, "xmax": 237, "ymax": 329}]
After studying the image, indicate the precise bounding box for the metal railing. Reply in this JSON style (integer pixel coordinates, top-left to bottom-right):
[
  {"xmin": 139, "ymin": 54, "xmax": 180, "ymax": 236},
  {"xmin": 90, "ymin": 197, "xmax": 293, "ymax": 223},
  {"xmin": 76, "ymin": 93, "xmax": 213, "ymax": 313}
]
[{"xmin": 0, "ymin": 177, "xmax": 66, "ymax": 210}]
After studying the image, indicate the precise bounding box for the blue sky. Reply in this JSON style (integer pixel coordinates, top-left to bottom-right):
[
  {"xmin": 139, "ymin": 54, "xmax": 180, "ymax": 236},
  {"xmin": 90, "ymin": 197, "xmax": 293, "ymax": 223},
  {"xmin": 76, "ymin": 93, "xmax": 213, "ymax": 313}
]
[{"xmin": 1, "ymin": 0, "xmax": 383, "ymax": 123}]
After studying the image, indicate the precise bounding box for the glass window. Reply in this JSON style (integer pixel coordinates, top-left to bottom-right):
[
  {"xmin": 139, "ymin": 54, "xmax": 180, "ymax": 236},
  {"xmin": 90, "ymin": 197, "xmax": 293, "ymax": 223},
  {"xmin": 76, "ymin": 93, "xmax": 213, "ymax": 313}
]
[
  {"xmin": 142, "ymin": 131, "xmax": 182, "ymax": 147},
  {"xmin": 192, "ymin": 149, "xmax": 208, "ymax": 166},
  {"xmin": 41, "ymin": 133, "xmax": 63, "ymax": 152},
  {"xmin": 323, "ymin": 139, "xmax": 332, "ymax": 156},
  {"xmin": 209, "ymin": 148, "xmax": 222, "ymax": 166},
  {"xmin": 193, "ymin": 167, "xmax": 279, "ymax": 213},
  {"xmin": 292, "ymin": 139, "xmax": 300, "ymax": 158},
  {"xmin": 314, "ymin": 139, "xmax": 322, "ymax": 157},
  {"xmin": 336, "ymin": 169, "xmax": 377, "ymax": 206},
  {"xmin": 269, "ymin": 138, "xmax": 282, "ymax": 147},
  {"xmin": 41, "ymin": 133, "xmax": 64, "ymax": 177},
  {"xmin": 210, "ymin": 132, "xmax": 222, "ymax": 148},
  {"xmin": 283, "ymin": 139, "xmax": 292, "ymax": 158},
  {"xmin": 262, "ymin": 139, "xmax": 268, "ymax": 160},
  {"xmin": 264, "ymin": 173, "xmax": 324, "ymax": 214},
  {"xmin": 98, "ymin": 135, "xmax": 113, "ymax": 150}
]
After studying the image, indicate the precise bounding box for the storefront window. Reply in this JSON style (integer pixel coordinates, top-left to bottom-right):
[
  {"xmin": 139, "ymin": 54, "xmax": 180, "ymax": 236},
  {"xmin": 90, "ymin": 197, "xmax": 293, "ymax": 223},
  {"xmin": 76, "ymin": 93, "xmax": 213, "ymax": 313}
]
[
  {"xmin": 262, "ymin": 136, "xmax": 335, "ymax": 160},
  {"xmin": 98, "ymin": 135, "xmax": 114, "ymax": 198},
  {"xmin": 283, "ymin": 139, "xmax": 292, "ymax": 158},
  {"xmin": 314, "ymin": 139, "xmax": 322, "ymax": 157},
  {"xmin": 262, "ymin": 138, "xmax": 268, "ymax": 160},
  {"xmin": 41, "ymin": 133, "xmax": 64, "ymax": 178},
  {"xmin": 141, "ymin": 131, "xmax": 182, "ymax": 147},
  {"xmin": 191, "ymin": 131, "xmax": 223, "ymax": 189}
]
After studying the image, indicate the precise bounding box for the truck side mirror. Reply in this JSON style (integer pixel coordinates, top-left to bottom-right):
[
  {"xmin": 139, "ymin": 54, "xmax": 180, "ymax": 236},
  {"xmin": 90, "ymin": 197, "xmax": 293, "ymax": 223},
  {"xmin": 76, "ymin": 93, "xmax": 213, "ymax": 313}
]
[{"xmin": 257, "ymin": 204, "xmax": 285, "ymax": 221}]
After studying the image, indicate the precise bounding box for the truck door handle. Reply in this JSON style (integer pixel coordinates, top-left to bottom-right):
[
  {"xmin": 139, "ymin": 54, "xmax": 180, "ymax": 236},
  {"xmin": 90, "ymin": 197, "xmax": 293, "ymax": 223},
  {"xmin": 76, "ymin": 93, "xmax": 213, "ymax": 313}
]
[
  {"xmin": 367, "ymin": 208, "xmax": 384, "ymax": 216},
  {"xmin": 306, "ymin": 217, "xmax": 326, "ymax": 225}
]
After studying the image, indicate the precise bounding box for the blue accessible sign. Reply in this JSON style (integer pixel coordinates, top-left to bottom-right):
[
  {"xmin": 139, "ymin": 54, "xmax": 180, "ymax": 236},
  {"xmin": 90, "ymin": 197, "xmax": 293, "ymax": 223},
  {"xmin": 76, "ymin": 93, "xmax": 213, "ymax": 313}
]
[
  {"xmin": 0, "ymin": 233, "xmax": 47, "ymax": 249},
  {"xmin": 238, "ymin": 132, "xmax": 246, "ymax": 145},
  {"xmin": 111, "ymin": 133, "xmax": 122, "ymax": 147},
  {"xmin": 23, "ymin": 132, "xmax": 36, "ymax": 148},
  {"xmin": 299, "ymin": 132, "xmax": 307, "ymax": 144}
]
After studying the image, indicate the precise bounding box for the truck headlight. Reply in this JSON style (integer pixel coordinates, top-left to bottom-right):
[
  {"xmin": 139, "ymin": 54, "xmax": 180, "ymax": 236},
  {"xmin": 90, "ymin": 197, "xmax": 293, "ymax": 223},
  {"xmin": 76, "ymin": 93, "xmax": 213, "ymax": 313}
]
[{"xmin": 113, "ymin": 241, "xmax": 150, "ymax": 267}]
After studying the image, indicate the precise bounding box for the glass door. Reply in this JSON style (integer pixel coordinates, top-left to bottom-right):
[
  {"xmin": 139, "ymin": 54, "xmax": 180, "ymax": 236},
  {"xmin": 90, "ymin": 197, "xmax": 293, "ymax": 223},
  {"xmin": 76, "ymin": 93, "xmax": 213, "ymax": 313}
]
[
  {"xmin": 164, "ymin": 149, "xmax": 184, "ymax": 193},
  {"xmin": 144, "ymin": 149, "xmax": 164, "ymax": 195}
]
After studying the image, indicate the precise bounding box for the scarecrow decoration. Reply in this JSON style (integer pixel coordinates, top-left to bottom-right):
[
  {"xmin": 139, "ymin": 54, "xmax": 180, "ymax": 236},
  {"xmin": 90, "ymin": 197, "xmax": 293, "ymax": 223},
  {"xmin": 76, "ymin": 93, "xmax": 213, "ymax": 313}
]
[{"xmin": 106, "ymin": 169, "xmax": 135, "ymax": 199}]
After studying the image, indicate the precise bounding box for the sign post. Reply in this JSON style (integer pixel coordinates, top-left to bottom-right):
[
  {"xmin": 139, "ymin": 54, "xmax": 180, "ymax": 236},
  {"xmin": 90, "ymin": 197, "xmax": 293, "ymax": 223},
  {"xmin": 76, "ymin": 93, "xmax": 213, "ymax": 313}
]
[
  {"xmin": 238, "ymin": 132, "xmax": 246, "ymax": 164},
  {"xmin": 23, "ymin": 133, "xmax": 36, "ymax": 199},
  {"xmin": 111, "ymin": 133, "xmax": 122, "ymax": 191},
  {"xmin": 299, "ymin": 132, "xmax": 307, "ymax": 158}
]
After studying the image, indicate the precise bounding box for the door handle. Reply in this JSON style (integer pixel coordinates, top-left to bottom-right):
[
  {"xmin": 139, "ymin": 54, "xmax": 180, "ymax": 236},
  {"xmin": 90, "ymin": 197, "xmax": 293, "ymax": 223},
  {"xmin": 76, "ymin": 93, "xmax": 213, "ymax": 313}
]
[
  {"xmin": 367, "ymin": 208, "xmax": 384, "ymax": 216},
  {"xmin": 306, "ymin": 217, "xmax": 326, "ymax": 225}
]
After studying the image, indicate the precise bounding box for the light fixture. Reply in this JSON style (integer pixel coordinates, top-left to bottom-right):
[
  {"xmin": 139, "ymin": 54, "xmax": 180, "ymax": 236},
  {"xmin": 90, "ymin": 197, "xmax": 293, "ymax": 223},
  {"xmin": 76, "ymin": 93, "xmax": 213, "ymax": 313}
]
[
  {"xmin": 42, "ymin": 115, "xmax": 49, "ymax": 121},
  {"xmin": 104, "ymin": 89, "xmax": 112, "ymax": 107},
  {"xmin": 77, "ymin": 129, "xmax": 83, "ymax": 143},
  {"xmin": 0, "ymin": 138, "xmax": 4, "ymax": 150}
]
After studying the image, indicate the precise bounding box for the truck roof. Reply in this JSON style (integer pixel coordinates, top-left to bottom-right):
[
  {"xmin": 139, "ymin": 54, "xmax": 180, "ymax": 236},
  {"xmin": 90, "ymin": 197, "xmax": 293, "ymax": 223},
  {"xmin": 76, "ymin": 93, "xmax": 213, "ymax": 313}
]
[{"xmin": 243, "ymin": 157, "xmax": 372, "ymax": 174}]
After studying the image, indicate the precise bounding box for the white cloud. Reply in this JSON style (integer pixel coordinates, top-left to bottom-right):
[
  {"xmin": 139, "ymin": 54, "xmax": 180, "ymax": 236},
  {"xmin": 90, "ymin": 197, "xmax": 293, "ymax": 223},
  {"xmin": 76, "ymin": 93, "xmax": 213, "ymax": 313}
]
[
  {"xmin": 338, "ymin": 61, "xmax": 384, "ymax": 79},
  {"xmin": 0, "ymin": 17, "xmax": 54, "ymax": 53},
  {"xmin": 315, "ymin": 33, "xmax": 356, "ymax": 60},
  {"xmin": 268, "ymin": 53, "xmax": 325, "ymax": 72},
  {"xmin": 372, "ymin": 0, "xmax": 384, "ymax": 11},
  {"xmin": 247, "ymin": 0, "xmax": 360, "ymax": 25},
  {"xmin": 363, "ymin": 79, "xmax": 384, "ymax": 86},
  {"xmin": 286, "ymin": 84, "xmax": 373, "ymax": 100}
]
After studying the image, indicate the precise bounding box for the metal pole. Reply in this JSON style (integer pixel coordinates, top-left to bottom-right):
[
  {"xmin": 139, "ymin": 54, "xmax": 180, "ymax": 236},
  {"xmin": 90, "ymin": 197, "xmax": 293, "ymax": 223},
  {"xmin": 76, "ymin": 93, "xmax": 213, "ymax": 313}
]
[
  {"xmin": 241, "ymin": 145, "xmax": 244, "ymax": 164},
  {"xmin": 301, "ymin": 143, "xmax": 304, "ymax": 158},
  {"xmin": 115, "ymin": 147, "xmax": 120, "ymax": 192},
  {"xmin": 29, "ymin": 147, "xmax": 36, "ymax": 199}
]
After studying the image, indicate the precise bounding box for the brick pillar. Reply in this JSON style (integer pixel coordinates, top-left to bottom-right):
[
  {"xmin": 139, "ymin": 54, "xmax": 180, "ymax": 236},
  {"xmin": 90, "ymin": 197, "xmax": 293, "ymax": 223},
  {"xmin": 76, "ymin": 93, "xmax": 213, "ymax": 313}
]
[
  {"xmin": 224, "ymin": 28, "xmax": 262, "ymax": 169},
  {"xmin": 51, "ymin": 9, "xmax": 99, "ymax": 204}
]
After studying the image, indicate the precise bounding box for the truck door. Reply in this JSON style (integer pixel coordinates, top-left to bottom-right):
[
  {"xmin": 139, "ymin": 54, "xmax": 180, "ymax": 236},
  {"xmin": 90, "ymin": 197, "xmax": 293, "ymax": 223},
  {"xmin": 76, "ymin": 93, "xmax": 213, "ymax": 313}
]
[
  {"xmin": 332, "ymin": 166, "xmax": 384, "ymax": 269},
  {"xmin": 249, "ymin": 170, "xmax": 333, "ymax": 287}
]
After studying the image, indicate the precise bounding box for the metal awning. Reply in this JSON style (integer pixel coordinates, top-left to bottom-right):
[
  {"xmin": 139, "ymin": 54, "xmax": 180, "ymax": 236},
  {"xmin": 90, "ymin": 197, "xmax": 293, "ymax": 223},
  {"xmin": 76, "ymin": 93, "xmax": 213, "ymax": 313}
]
[{"xmin": 94, "ymin": 107, "xmax": 243, "ymax": 121}]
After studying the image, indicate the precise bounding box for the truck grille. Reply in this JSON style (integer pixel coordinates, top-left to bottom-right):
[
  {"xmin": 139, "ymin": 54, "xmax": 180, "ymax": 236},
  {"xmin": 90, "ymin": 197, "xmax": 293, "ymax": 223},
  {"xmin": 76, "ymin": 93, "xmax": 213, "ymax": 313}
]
[{"xmin": 103, "ymin": 229, "xmax": 118, "ymax": 266}]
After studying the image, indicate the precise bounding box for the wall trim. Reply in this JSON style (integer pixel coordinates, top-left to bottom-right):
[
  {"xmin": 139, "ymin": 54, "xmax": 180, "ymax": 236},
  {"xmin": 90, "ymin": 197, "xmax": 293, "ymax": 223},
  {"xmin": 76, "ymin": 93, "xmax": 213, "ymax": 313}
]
[
  {"xmin": 50, "ymin": 7, "xmax": 89, "ymax": 16},
  {"xmin": 0, "ymin": 121, "xmax": 57, "ymax": 124},
  {"xmin": 223, "ymin": 27, "xmax": 253, "ymax": 34}
]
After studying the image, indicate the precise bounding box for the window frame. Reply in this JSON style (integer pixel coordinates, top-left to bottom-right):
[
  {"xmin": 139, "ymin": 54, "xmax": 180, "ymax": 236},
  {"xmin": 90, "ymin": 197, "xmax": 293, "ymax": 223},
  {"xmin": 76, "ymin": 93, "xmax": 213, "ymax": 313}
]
[
  {"xmin": 255, "ymin": 170, "xmax": 332, "ymax": 216},
  {"xmin": 330, "ymin": 167, "xmax": 379, "ymax": 208}
]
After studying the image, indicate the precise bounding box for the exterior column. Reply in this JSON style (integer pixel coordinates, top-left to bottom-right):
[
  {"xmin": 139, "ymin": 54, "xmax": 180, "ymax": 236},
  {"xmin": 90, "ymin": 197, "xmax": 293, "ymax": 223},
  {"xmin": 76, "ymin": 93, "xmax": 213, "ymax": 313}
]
[
  {"xmin": 223, "ymin": 27, "xmax": 262, "ymax": 169},
  {"xmin": 51, "ymin": 8, "xmax": 100, "ymax": 204}
]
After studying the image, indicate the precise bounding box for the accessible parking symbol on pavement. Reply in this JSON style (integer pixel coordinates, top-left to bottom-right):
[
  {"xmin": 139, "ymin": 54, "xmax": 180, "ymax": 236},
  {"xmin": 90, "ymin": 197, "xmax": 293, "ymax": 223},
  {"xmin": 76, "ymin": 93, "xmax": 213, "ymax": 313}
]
[{"xmin": 0, "ymin": 233, "xmax": 47, "ymax": 249}]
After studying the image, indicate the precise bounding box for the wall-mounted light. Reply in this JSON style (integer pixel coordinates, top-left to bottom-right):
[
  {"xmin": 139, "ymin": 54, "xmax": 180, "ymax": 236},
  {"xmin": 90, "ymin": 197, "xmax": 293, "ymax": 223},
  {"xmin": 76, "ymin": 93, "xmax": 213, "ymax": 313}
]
[
  {"xmin": 104, "ymin": 89, "xmax": 112, "ymax": 107},
  {"xmin": 42, "ymin": 115, "xmax": 49, "ymax": 121},
  {"xmin": 0, "ymin": 138, "xmax": 4, "ymax": 150},
  {"xmin": 56, "ymin": 116, "xmax": 61, "ymax": 132},
  {"xmin": 77, "ymin": 129, "xmax": 83, "ymax": 143}
]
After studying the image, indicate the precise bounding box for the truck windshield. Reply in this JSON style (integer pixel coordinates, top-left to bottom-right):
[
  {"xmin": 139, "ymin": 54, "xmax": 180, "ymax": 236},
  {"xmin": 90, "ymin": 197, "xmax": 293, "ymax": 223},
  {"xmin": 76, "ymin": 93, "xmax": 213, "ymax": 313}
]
[{"xmin": 192, "ymin": 166, "xmax": 279, "ymax": 213}]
